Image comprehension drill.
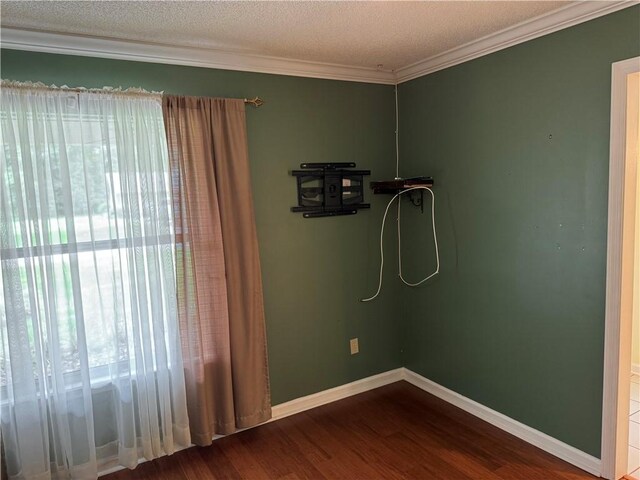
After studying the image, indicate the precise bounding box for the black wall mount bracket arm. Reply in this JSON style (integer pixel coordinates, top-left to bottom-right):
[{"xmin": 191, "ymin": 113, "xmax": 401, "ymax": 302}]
[{"xmin": 291, "ymin": 163, "xmax": 371, "ymax": 218}]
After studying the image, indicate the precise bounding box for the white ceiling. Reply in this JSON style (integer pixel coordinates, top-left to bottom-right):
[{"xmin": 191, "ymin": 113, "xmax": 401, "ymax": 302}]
[
  {"xmin": 1, "ymin": 0, "xmax": 577, "ymax": 72},
  {"xmin": 2, "ymin": 1, "xmax": 635, "ymax": 84}
]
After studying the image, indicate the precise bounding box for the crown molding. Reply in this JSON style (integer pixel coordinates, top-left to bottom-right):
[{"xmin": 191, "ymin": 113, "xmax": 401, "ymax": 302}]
[
  {"xmin": 1, "ymin": 1, "xmax": 637, "ymax": 86},
  {"xmin": 0, "ymin": 28, "xmax": 397, "ymax": 85},
  {"xmin": 395, "ymin": 0, "xmax": 638, "ymax": 84}
]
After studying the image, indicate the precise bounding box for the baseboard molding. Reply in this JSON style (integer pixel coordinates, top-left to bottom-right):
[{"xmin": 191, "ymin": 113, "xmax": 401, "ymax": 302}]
[
  {"xmin": 402, "ymin": 368, "xmax": 602, "ymax": 477},
  {"xmin": 273, "ymin": 367, "xmax": 602, "ymax": 477},
  {"xmin": 101, "ymin": 367, "xmax": 602, "ymax": 477},
  {"xmin": 633, "ymin": 364, "xmax": 640, "ymax": 375},
  {"xmin": 98, "ymin": 368, "xmax": 404, "ymax": 477},
  {"xmin": 271, "ymin": 368, "xmax": 404, "ymax": 421}
]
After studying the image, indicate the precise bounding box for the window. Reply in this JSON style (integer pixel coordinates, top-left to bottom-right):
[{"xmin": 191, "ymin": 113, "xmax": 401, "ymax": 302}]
[{"xmin": 0, "ymin": 89, "xmax": 179, "ymax": 389}]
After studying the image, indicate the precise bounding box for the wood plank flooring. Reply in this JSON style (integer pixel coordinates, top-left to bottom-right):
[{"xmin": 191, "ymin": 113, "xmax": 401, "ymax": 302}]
[{"xmin": 105, "ymin": 381, "xmax": 597, "ymax": 479}]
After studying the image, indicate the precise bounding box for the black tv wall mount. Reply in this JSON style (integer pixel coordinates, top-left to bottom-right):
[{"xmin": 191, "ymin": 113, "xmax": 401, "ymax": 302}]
[{"xmin": 291, "ymin": 163, "xmax": 371, "ymax": 218}]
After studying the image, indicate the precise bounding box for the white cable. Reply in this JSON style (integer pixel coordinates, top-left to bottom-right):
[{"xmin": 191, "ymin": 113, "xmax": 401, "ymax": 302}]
[
  {"xmin": 397, "ymin": 197, "xmax": 402, "ymax": 284},
  {"xmin": 361, "ymin": 85, "xmax": 439, "ymax": 302},
  {"xmin": 394, "ymin": 84, "xmax": 400, "ymax": 180},
  {"xmin": 398, "ymin": 187, "xmax": 440, "ymax": 286},
  {"xmin": 360, "ymin": 190, "xmax": 401, "ymax": 303},
  {"xmin": 360, "ymin": 186, "xmax": 439, "ymax": 302}
]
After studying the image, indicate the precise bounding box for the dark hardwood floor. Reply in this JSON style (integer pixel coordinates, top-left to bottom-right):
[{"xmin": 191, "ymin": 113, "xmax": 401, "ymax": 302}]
[{"xmin": 105, "ymin": 381, "xmax": 597, "ymax": 479}]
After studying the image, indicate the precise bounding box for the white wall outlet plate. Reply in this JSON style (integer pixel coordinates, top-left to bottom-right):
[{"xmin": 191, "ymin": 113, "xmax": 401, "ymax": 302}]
[{"xmin": 350, "ymin": 338, "xmax": 359, "ymax": 355}]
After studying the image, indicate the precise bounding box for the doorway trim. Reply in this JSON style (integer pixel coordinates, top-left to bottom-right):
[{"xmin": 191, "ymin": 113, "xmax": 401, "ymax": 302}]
[{"xmin": 602, "ymin": 55, "xmax": 640, "ymax": 480}]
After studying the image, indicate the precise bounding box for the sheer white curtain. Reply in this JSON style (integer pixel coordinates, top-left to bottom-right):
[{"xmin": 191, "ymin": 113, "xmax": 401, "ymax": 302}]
[{"xmin": 0, "ymin": 84, "xmax": 190, "ymax": 479}]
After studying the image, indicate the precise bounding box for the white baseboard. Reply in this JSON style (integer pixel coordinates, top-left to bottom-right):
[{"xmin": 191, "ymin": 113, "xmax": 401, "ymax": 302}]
[
  {"xmin": 271, "ymin": 368, "xmax": 404, "ymax": 421},
  {"xmin": 99, "ymin": 369, "xmax": 404, "ymax": 477},
  {"xmin": 632, "ymin": 363, "xmax": 640, "ymax": 375},
  {"xmin": 101, "ymin": 367, "xmax": 602, "ymax": 478},
  {"xmin": 402, "ymin": 368, "xmax": 602, "ymax": 477},
  {"xmin": 269, "ymin": 367, "xmax": 602, "ymax": 477}
]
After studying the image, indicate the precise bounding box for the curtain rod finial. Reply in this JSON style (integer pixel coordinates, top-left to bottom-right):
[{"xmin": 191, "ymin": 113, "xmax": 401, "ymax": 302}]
[{"xmin": 244, "ymin": 97, "xmax": 264, "ymax": 108}]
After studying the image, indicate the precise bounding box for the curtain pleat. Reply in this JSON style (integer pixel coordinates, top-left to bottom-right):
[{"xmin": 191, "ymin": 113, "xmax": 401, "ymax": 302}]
[{"xmin": 162, "ymin": 96, "xmax": 271, "ymax": 445}]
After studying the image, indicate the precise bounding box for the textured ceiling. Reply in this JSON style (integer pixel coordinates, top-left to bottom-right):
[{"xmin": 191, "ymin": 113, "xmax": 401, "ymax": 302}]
[{"xmin": 1, "ymin": 1, "xmax": 574, "ymax": 71}]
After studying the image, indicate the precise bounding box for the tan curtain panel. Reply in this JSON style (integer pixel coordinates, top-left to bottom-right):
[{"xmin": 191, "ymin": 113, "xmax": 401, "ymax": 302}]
[{"xmin": 163, "ymin": 96, "xmax": 271, "ymax": 445}]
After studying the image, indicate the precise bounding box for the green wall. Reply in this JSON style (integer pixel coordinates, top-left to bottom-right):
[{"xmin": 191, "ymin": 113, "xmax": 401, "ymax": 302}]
[
  {"xmin": 3, "ymin": 4, "xmax": 639, "ymax": 459},
  {"xmin": 398, "ymin": 6, "xmax": 640, "ymax": 457},
  {"xmin": 0, "ymin": 49, "xmax": 402, "ymax": 405}
]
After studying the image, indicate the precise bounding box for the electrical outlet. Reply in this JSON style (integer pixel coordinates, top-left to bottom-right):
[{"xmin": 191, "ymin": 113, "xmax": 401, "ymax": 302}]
[{"xmin": 350, "ymin": 338, "xmax": 359, "ymax": 355}]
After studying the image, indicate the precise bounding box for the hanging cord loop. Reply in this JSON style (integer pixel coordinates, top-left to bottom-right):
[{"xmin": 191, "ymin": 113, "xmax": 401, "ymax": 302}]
[{"xmin": 360, "ymin": 186, "xmax": 440, "ymax": 302}]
